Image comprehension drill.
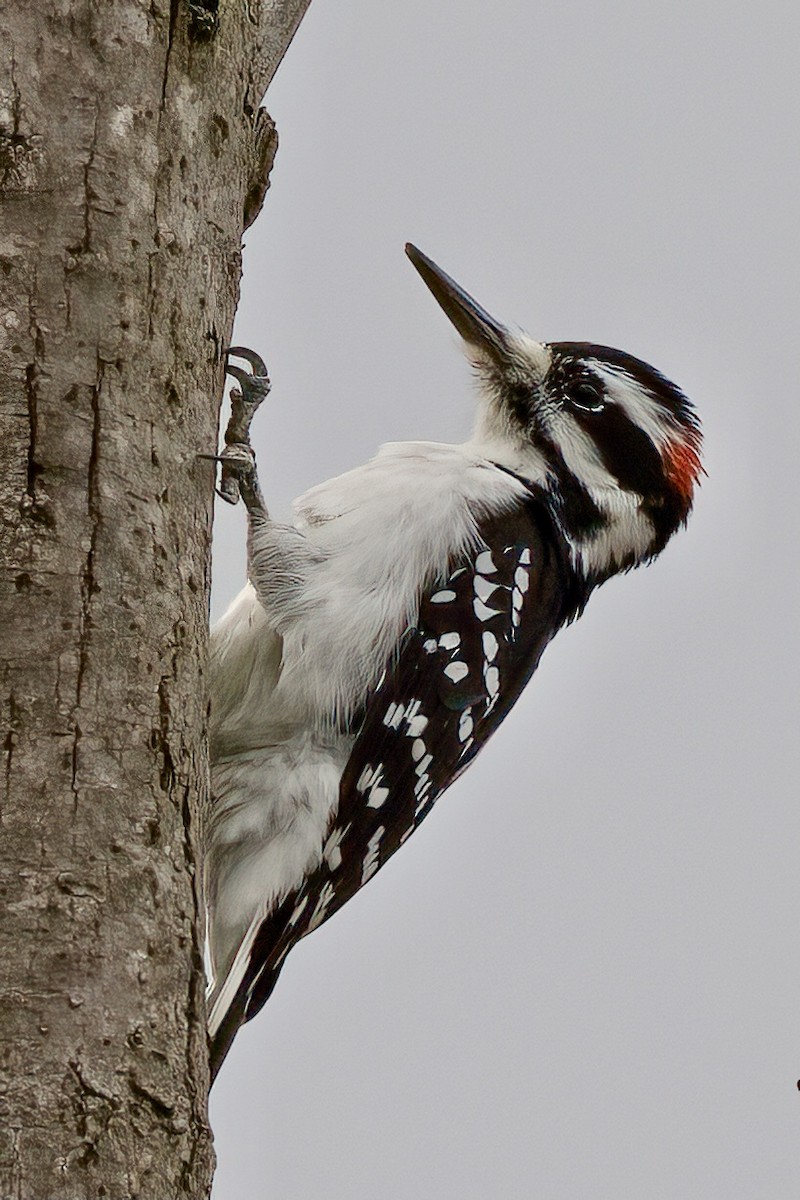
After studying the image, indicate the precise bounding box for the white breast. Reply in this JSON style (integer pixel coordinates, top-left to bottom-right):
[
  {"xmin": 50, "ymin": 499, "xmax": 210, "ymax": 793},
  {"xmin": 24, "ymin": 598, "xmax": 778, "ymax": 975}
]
[
  {"xmin": 211, "ymin": 440, "xmax": 530, "ymax": 746},
  {"xmin": 283, "ymin": 440, "xmax": 530, "ymax": 728}
]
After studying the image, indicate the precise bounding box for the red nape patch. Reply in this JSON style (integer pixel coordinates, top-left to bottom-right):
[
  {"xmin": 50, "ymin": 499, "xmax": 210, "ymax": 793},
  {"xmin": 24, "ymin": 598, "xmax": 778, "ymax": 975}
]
[{"xmin": 663, "ymin": 437, "xmax": 703, "ymax": 507}]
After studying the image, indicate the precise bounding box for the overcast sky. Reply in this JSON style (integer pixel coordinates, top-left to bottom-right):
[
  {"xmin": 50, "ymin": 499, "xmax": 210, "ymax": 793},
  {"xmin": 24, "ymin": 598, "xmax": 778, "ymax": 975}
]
[{"xmin": 208, "ymin": 2, "xmax": 800, "ymax": 1195}]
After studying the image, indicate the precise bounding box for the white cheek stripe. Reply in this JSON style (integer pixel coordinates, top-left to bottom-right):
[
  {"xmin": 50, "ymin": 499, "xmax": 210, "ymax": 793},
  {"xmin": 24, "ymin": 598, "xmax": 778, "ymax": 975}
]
[{"xmin": 590, "ymin": 362, "xmax": 673, "ymax": 451}]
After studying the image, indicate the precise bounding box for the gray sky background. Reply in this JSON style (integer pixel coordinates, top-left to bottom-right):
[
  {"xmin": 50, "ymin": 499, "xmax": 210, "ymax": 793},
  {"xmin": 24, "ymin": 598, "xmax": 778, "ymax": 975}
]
[{"xmin": 208, "ymin": 2, "xmax": 800, "ymax": 1195}]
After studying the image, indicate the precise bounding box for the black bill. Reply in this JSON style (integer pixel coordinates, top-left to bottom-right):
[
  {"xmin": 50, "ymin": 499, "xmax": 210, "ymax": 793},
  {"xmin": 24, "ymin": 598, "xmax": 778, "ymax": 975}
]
[{"xmin": 405, "ymin": 243, "xmax": 510, "ymax": 363}]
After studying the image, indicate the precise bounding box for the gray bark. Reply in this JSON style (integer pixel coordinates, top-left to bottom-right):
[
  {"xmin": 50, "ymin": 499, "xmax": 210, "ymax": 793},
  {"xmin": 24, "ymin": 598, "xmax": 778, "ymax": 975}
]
[{"xmin": 0, "ymin": 1, "xmax": 310, "ymax": 1196}]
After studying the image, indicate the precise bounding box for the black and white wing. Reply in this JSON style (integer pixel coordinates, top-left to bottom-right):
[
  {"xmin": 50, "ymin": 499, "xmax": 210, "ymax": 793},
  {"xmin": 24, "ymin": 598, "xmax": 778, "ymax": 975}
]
[{"xmin": 209, "ymin": 493, "xmax": 584, "ymax": 1078}]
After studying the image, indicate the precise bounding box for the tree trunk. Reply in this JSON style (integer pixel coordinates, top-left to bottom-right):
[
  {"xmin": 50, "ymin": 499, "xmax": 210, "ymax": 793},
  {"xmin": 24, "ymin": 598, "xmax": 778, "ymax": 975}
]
[{"xmin": 0, "ymin": 1, "xmax": 309, "ymax": 1195}]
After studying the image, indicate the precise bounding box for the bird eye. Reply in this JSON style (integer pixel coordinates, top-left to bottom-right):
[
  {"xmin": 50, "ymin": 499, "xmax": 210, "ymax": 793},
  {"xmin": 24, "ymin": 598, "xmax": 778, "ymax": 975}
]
[{"xmin": 568, "ymin": 382, "xmax": 606, "ymax": 414}]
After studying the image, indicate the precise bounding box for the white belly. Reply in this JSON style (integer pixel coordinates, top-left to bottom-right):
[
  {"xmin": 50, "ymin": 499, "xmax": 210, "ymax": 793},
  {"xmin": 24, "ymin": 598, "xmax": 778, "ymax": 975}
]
[{"xmin": 206, "ymin": 733, "xmax": 353, "ymax": 981}]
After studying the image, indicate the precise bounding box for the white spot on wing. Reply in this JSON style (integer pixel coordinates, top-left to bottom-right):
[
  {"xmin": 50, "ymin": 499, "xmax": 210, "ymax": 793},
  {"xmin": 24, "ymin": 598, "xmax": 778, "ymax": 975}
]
[
  {"xmin": 357, "ymin": 765, "xmax": 378, "ymax": 793},
  {"xmin": 430, "ymin": 589, "xmax": 456, "ymax": 604},
  {"xmin": 361, "ymin": 827, "xmax": 385, "ymax": 884},
  {"xmin": 414, "ymin": 777, "xmax": 432, "ymax": 814},
  {"xmin": 308, "ymin": 882, "xmax": 336, "ymax": 931},
  {"xmin": 444, "ymin": 660, "xmax": 469, "ymax": 683},
  {"xmin": 519, "ymin": 548, "xmax": 531, "ymax": 565},
  {"xmin": 412, "ymin": 738, "xmax": 427, "ymax": 761},
  {"xmin": 407, "ymin": 714, "xmax": 429, "ymax": 736},
  {"xmin": 514, "ymin": 566, "xmax": 530, "ymax": 593},
  {"xmin": 473, "ymin": 574, "xmax": 498, "ymax": 602},
  {"xmin": 438, "ymin": 632, "xmax": 461, "ymax": 650},
  {"xmin": 482, "ymin": 631, "xmax": 499, "ymax": 661},
  {"xmin": 289, "ymin": 895, "xmax": 309, "ymax": 926},
  {"xmin": 323, "ymin": 826, "xmax": 347, "ymax": 870},
  {"xmin": 358, "ymin": 765, "xmax": 389, "ymax": 807},
  {"xmin": 415, "ymin": 754, "xmax": 433, "ymax": 776},
  {"xmin": 484, "ymin": 666, "xmax": 499, "ymax": 697},
  {"xmin": 367, "ymin": 786, "xmax": 390, "ymax": 809},
  {"xmin": 475, "ymin": 550, "xmax": 497, "ymax": 575},
  {"xmin": 383, "ymin": 703, "xmax": 405, "ymax": 729},
  {"xmin": 474, "ymin": 597, "xmax": 499, "ymax": 621},
  {"xmin": 458, "ymin": 710, "xmax": 473, "ymax": 742},
  {"xmin": 272, "ymin": 944, "xmax": 291, "ymax": 971}
]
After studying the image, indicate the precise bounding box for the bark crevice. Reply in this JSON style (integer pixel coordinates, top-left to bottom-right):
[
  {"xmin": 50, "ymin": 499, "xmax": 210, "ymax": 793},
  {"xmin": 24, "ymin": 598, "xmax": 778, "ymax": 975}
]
[
  {"xmin": 0, "ymin": 49, "xmax": 33, "ymax": 192},
  {"xmin": 161, "ymin": 0, "xmax": 181, "ymax": 112}
]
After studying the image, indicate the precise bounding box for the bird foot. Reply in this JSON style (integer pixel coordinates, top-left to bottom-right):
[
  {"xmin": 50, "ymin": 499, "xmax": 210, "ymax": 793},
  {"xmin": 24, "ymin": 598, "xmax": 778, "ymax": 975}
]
[
  {"xmin": 213, "ymin": 347, "xmax": 271, "ymax": 507},
  {"xmin": 216, "ymin": 442, "xmax": 263, "ymax": 511}
]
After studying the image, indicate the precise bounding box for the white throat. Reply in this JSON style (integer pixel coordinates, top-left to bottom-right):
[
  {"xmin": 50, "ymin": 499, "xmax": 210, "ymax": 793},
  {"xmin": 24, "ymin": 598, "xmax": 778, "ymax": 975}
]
[{"xmin": 560, "ymin": 486, "xmax": 654, "ymax": 579}]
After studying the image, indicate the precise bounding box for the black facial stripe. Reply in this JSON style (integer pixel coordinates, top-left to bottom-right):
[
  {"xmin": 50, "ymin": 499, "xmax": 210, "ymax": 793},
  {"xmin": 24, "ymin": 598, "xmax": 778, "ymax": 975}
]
[
  {"xmin": 552, "ymin": 469, "xmax": 606, "ymax": 540},
  {"xmin": 570, "ymin": 402, "xmax": 665, "ymax": 496},
  {"xmin": 515, "ymin": 422, "xmax": 607, "ymax": 542}
]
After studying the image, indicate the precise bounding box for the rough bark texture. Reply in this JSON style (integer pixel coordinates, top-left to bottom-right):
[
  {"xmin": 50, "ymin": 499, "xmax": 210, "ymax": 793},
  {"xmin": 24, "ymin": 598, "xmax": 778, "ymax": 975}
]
[{"xmin": 0, "ymin": 1, "xmax": 309, "ymax": 1196}]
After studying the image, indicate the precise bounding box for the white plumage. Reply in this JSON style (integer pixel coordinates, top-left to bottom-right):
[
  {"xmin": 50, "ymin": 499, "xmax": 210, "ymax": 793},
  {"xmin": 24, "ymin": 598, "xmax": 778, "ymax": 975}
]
[
  {"xmin": 204, "ymin": 246, "xmax": 701, "ymax": 1075},
  {"xmin": 206, "ymin": 439, "xmax": 531, "ymax": 1035}
]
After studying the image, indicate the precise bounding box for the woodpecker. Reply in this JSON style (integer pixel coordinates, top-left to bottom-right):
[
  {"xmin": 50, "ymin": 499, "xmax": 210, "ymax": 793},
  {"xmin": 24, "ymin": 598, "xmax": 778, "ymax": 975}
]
[{"xmin": 204, "ymin": 244, "xmax": 702, "ymax": 1080}]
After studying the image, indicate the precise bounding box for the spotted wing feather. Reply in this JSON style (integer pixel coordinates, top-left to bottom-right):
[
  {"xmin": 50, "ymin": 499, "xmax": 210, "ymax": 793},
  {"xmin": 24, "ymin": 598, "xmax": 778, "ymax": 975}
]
[{"xmin": 209, "ymin": 494, "xmax": 584, "ymax": 1078}]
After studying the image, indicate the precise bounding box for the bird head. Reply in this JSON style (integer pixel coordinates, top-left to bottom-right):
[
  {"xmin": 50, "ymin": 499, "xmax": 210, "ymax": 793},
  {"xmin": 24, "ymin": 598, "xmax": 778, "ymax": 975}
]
[{"xmin": 406, "ymin": 243, "xmax": 703, "ymax": 582}]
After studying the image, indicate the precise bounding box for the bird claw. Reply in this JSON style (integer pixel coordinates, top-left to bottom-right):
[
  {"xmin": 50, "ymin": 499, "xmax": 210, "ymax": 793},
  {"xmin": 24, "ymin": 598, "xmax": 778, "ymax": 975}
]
[
  {"xmin": 204, "ymin": 347, "xmax": 271, "ymax": 507},
  {"xmin": 228, "ymin": 346, "xmax": 268, "ymax": 379},
  {"xmin": 216, "ymin": 442, "xmax": 258, "ymax": 506},
  {"xmin": 226, "ymin": 347, "xmax": 271, "ymax": 419}
]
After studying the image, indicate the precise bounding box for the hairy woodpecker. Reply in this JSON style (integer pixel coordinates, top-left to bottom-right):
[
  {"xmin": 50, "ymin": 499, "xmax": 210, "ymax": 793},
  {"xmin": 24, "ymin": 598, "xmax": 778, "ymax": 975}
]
[{"xmin": 204, "ymin": 244, "xmax": 702, "ymax": 1079}]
